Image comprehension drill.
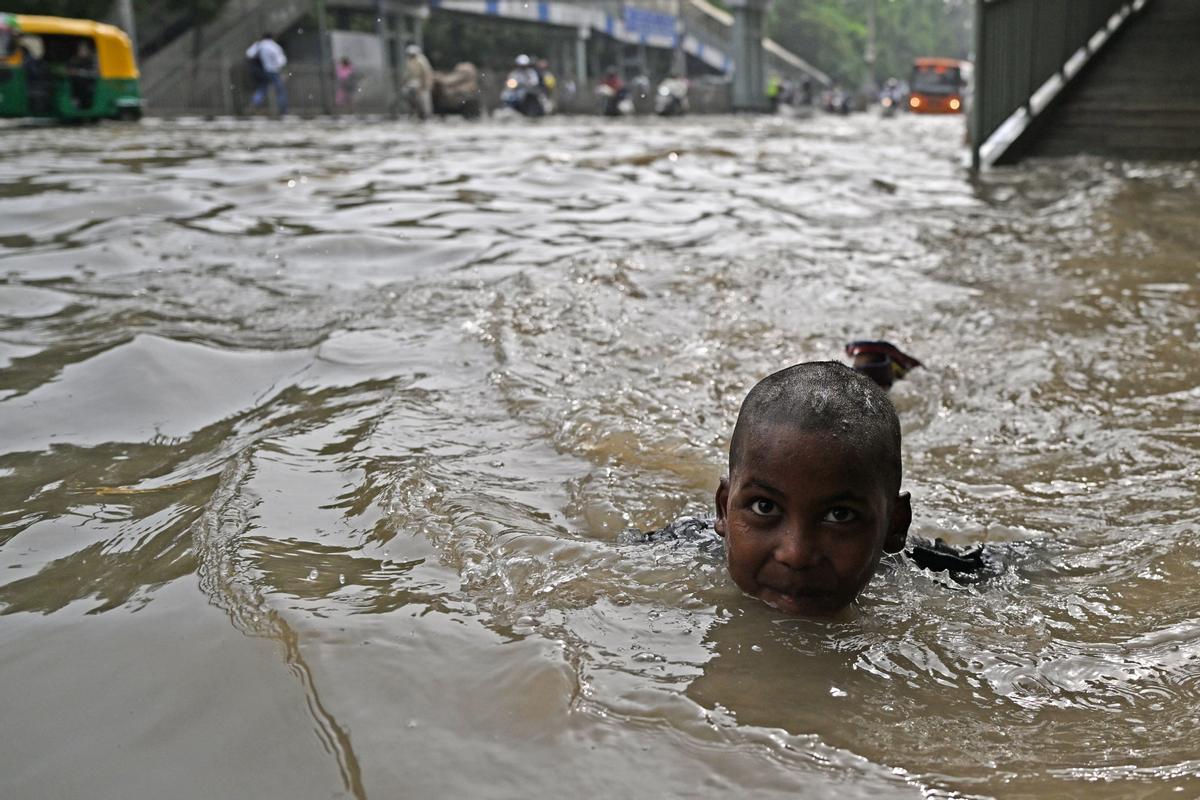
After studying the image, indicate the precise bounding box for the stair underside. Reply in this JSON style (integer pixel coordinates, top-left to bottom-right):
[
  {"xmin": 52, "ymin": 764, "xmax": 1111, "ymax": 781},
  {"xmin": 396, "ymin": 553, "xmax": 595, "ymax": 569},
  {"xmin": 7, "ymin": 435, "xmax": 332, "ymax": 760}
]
[{"xmin": 1024, "ymin": 0, "xmax": 1200, "ymax": 161}]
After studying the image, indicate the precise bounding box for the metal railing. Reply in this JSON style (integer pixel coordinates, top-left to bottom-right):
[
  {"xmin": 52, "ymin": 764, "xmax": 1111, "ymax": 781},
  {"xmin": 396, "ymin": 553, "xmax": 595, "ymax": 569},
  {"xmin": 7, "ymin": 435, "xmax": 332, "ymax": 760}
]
[
  {"xmin": 144, "ymin": 61, "xmax": 390, "ymax": 115},
  {"xmin": 971, "ymin": 0, "xmax": 1147, "ymax": 168},
  {"xmin": 141, "ymin": 0, "xmax": 312, "ymax": 100}
]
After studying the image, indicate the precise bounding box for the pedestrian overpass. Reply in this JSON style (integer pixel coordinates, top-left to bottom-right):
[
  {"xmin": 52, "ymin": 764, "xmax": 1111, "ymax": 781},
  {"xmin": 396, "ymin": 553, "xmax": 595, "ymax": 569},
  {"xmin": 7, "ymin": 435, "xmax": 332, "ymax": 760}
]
[{"xmin": 973, "ymin": 0, "xmax": 1200, "ymax": 166}]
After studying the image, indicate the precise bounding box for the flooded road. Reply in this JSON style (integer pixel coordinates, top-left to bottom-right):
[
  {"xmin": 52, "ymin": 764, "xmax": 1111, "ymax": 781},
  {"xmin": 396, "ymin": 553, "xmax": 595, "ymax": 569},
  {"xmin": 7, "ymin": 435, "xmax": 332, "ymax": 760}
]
[{"xmin": 1, "ymin": 113, "xmax": 1197, "ymax": 799}]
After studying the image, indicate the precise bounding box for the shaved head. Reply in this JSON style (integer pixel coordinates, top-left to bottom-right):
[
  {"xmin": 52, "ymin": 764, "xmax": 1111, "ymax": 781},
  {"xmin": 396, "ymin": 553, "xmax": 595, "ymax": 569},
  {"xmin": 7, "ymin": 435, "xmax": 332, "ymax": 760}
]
[{"xmin": 728, "ymin": 361, "xmax": 902, "ymax": 493}]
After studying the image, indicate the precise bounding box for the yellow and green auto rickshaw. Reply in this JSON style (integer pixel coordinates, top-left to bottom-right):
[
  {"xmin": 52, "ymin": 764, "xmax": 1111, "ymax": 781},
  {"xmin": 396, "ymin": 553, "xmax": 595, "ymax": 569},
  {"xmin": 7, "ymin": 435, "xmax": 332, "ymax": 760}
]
[{"xmin": 0, "ymin": 12, "xmax": 141, "ymax": 121}]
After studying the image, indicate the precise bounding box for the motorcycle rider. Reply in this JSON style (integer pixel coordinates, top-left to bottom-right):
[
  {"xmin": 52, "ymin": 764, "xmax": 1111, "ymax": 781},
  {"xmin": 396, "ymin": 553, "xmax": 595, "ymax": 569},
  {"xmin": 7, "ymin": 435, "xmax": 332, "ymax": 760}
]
[
  {"xmin": 826, "ymin": 83, "xmax": 851, "ymax": 115},
  {"xmin": 512, "ymin": 54, "xmax": 540, "ymax": 90},
  {"xmin": 884, "ymin": 78, "xmax": 902, "ymax": 103},
  {"xmin": 535, "ymin": 58, "xmax": 557, "ymax": 104},
  {"xmin": 655, "ymin": 72, "xmax": 689, "ymax": 116},
  {"xmin": 799, "ymin": 76, "xmax": 813, "ymax": 106},
  {"xmin": 504, "ymin": 54, "xmax": 545, "ymax": 116},
  {"xmin": 598, "ymin": 66, "xmax": 627, "ymax": 116}
]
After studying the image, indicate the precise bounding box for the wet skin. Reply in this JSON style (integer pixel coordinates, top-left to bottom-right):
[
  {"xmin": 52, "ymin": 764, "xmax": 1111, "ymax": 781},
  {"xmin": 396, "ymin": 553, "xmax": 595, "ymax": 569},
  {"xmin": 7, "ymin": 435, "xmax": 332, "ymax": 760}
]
[{"xmin": 714, "ymin": 427, "xmax": 911, "ymax": 618}]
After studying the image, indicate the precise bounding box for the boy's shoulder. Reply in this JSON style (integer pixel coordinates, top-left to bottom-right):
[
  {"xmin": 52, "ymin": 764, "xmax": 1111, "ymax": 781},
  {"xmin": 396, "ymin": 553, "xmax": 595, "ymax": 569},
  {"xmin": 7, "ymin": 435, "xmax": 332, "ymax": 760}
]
[
  {"xmin": 622, "ymin": 514, "xmax": 723, "ymax": 551},
  {"xmin": 625, "ymin": 514, "xmax": 1002, "ymax": 582},
  {"xmin": 904, "ymin": 537, "xmax": 1001, "ymax": 584}
]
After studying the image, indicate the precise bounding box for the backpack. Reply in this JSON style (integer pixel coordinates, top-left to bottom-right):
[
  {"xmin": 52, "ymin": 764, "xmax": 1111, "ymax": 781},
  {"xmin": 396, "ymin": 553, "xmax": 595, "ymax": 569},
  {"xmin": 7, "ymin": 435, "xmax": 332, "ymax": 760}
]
[{"xmin": 246, "ymin": 47, "xmax": 266, "ymax": 84}]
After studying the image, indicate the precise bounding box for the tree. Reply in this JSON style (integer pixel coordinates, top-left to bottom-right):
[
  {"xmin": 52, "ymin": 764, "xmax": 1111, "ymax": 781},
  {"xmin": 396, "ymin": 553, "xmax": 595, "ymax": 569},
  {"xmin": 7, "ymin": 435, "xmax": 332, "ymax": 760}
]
[{"xmin": 768, "ymin": 0, "xmax": 971, "ymax": 87}]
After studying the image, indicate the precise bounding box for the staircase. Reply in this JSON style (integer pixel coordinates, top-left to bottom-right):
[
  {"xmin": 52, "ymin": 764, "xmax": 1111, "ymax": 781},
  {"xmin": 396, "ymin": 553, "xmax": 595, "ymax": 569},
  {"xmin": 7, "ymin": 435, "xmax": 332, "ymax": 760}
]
[
  {"xmin": 139, "ymin": 0, "xmax": 312, "ymax": 112},
  {"xmin": 1025, "ymin": 0, "xmax": 1200, "ymax": 160}
]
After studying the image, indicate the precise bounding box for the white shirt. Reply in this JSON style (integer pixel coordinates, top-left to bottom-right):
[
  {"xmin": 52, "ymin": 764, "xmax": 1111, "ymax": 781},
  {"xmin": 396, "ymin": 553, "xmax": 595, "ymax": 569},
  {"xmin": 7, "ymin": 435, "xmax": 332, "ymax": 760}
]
[{"xmin": 246, "ymin": 39, "xmax": 287, "ymax": 74}]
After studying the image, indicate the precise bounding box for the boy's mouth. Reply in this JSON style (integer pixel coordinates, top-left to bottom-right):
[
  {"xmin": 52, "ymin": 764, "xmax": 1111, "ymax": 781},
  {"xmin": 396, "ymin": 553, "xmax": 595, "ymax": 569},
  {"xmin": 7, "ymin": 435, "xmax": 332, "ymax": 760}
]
[{"xmin": 759, "ymin": 585, "xmax": 835, "ymax": 617}]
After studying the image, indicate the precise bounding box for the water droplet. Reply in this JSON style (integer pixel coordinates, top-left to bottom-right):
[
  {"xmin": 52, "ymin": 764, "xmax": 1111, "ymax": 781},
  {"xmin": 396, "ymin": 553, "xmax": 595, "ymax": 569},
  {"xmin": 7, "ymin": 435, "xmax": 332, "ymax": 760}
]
[
  {"xmin": 307, "ymin": 568, "xmax": 318, "ymax": 581},
  {"xmin": 287, "ymin": 179, "xmax": 296, "ymax": 188},
  {"xmin": 830, "ymin": 687, "xmax": 848, "ymax": 697},
  {"xmin": 751, "ymin": 645, "xmax": 762, "ymax": 652}
]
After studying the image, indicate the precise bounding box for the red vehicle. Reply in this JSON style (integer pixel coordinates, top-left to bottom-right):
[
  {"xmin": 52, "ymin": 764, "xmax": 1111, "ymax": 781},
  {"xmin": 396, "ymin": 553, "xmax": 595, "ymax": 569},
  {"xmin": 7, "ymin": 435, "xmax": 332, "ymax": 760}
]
[{"xmin": 908, "ymin": 57, "xmax": 969, "ymax": 114}]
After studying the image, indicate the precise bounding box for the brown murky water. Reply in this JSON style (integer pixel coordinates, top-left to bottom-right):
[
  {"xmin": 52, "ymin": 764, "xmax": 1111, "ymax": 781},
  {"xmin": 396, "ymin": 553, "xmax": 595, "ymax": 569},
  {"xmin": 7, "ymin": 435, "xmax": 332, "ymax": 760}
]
[{"xmin": 1, "ymin": 113, "xmax": 1197, "ymax": 799}]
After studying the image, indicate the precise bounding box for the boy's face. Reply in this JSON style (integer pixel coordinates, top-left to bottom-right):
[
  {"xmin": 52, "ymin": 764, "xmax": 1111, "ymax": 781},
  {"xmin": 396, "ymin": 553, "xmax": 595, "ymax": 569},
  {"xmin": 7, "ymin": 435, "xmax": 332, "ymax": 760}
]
[{"xmin": 714, "ymin": 426, "xmax": 910, "ymax": 618}]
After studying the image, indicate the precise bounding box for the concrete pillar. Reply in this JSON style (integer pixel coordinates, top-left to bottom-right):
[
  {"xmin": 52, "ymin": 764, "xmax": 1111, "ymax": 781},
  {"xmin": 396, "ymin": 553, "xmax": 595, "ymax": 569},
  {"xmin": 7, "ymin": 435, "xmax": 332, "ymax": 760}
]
[
  {"xmin": 412, "ymin": 3, "xmax": 428, "ymax": 50},
  {"xmin": 576, "ymin": 26, "xmax": 590, "ymax": 83},
  {"xmin": 316, "ymin": 0, "xmax": 333, "ymax": 114},
  {"xmin": 971, "ymin": 0, "xmax": 985, "ymax": 170},
  {"xmin": 114, "ymin": 0, "xmax": 137, "ymax": 53},
  {"xmin": 729, "ymin": 0, "xmax": 770, "ymax": 112},
  {"xmin": 375, "ymin": 0, "xmax": 398, "ymax": 113},
  {"xmin": 673, "ymin": 11, "xmax": 687, "ymax": 77}
]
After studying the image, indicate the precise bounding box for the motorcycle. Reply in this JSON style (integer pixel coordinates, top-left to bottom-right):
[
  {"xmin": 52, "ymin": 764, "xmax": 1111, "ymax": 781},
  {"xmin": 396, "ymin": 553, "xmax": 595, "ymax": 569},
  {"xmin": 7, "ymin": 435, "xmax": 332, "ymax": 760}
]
[
  {"xmin": 654, "ymin": 77, "xmax": 689, "ymax": 117},
  {"xmin": 501, "ymin": 69, "xmax": 548, "ymax": 117},
  {"xmin": 880, "ymin": 94, "xmax": 898, "ymax": 118},
  {"xmin": 823, "ymin": 88, "xmax": 852, "ymax": 115},
  {"xmin": 597, "ymin": 83, "xmax": 633, "ymax": 116}
]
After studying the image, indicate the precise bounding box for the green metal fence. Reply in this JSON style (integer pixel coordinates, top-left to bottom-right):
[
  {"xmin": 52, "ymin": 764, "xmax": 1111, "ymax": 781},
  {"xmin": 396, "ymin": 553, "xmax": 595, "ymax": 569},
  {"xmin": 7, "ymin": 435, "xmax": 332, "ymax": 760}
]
[{"xmin": 971, "ymin": 0, "xmax": 1143, "ymax": 168}]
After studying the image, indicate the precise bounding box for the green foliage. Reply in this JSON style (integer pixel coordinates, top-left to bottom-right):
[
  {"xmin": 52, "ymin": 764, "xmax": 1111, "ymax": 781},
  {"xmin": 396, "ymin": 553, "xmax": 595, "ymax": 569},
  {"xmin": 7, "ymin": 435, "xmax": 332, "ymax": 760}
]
[{"xmin": 768, "ymin": 0, "xmax": 972, "ymax": 86}]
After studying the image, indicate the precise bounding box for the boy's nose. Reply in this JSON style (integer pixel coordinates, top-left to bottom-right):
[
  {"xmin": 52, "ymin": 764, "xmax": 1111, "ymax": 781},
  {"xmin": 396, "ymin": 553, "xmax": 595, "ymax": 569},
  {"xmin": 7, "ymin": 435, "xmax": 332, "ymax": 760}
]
[{"xmin": 773, "ymin": 524, "xmax": 821, "ymax": 569}]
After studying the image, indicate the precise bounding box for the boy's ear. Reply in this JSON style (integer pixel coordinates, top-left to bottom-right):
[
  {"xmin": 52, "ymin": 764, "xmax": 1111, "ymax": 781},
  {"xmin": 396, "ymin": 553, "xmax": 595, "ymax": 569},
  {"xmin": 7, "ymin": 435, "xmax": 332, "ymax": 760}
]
[
  {"xmin": 883, "ymin": 491, "xmax": 911, "ymax": 554},
  {"xmin": 714, "ymin": 476, "xmax": 730, "ymax": 537}
]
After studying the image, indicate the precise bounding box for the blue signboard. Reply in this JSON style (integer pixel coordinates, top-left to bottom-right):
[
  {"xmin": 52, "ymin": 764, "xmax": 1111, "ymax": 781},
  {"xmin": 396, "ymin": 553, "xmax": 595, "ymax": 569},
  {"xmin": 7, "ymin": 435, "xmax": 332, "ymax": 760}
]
[{"xmin": 622, "ymin": 6, "xmax": 676, "ymax": 40}]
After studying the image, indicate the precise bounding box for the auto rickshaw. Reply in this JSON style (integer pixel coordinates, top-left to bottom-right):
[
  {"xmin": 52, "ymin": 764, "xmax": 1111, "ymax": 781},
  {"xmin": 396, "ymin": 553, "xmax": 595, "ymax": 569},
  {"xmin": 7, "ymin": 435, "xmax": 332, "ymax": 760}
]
[{"xmin": 0, "ymin": 13, "xmax": 142, "ymax": 121}]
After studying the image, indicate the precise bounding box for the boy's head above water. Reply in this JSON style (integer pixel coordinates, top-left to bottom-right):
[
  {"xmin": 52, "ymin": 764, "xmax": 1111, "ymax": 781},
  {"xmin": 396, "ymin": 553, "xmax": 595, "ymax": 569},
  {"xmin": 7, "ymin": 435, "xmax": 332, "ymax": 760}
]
[{"xmin": 715, "ymin": 361, "xmax": 911, "ymax": 618}]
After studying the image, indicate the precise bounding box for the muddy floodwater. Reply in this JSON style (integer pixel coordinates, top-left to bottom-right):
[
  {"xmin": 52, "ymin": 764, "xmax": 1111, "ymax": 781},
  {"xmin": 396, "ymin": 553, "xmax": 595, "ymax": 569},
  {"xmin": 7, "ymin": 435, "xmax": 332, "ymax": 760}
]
[{"xmin": 1, "ymin": 113, "xmax": 1197, "ymax": 799}]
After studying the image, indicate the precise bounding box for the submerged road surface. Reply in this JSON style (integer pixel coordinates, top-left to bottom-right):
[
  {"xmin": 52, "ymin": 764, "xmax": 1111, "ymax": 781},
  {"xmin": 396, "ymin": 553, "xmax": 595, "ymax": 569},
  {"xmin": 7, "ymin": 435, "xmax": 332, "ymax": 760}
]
[{"xmin": 1, "ymin": 114, "xmax": 1198, "ymax": 798}]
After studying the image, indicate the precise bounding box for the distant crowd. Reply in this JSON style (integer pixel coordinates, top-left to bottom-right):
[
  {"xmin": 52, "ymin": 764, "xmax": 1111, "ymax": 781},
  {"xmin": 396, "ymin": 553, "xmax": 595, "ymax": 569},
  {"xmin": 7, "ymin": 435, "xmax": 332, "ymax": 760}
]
[{"xmin": 243, "ymin": 31, "xmax": 838, "ymax": 121}]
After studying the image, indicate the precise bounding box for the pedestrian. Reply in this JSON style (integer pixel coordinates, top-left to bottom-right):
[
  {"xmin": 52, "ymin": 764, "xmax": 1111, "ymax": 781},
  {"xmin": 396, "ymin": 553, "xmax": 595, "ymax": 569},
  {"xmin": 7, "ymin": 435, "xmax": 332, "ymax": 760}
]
[
  {"xmin": 246, "ymin": 32, "xmax": 288, "ymax": 116},
  {"xmin": 779, "ymin": 77, "xmax": 795, "ymax": 107},
  {"xmin": 800, "ymin": 76, "xmax": 814, "ymax": 106},
  {"xmin": 535, "ymin": 58, "xmax": 556, "ymax": 100},
  {"xmin": 66, "ymin": 40, "xmax": 97, "ymax": 110},
  {"xmin": 404, "ymin": 44, "xmax": 434, "ymax": 119},
  {"xmin": 335, "ymin": 56, "xmax": 357, "ymax": 110},
  {"xmin": 767, "ymin": 74, "xmax": 782, "ymax": 112}
]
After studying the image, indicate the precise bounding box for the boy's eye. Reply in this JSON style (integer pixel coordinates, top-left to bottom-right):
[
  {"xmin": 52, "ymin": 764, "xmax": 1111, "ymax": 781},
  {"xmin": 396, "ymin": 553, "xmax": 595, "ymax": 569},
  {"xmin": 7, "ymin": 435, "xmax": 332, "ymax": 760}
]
[
  {"xmin": 749, "ymin": 499, "xmax": 779, "ymax": 516},
  {"xmin": 823, "ymin": 507, "xmax": 857, "ymax": 523}
]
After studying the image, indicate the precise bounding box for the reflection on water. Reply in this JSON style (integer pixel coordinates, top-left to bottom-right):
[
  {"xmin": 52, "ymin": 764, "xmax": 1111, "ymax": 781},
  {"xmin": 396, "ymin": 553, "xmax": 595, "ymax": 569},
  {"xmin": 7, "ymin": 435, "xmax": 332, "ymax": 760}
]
[{"xmin": 0, "ymin": 115, "xmax": 1197, "ymax": 799}]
